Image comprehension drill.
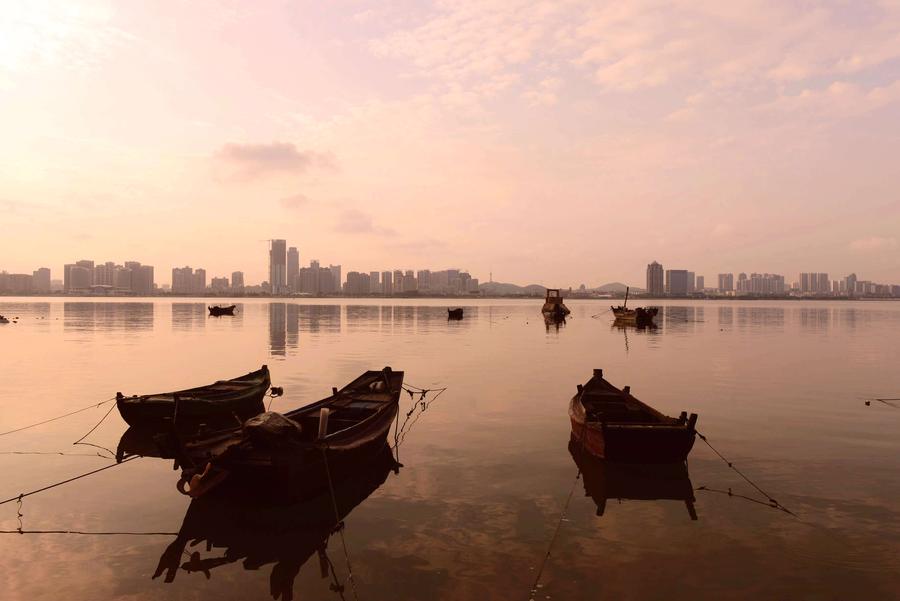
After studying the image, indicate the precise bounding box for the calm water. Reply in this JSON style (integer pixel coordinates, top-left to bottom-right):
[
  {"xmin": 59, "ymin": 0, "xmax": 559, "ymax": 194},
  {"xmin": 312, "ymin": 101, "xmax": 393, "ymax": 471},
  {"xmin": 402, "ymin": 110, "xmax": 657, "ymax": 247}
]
[{"xmin": 1, "ymin": 298, "xmax": 899, "ymax": 600}]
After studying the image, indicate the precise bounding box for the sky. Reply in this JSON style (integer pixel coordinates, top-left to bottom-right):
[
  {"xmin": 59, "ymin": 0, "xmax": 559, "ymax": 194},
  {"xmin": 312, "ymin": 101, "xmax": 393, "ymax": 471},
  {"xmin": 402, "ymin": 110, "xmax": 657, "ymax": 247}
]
[{"xmin": 1, "ymin": 0, "xmax": 899, "ymax": 287}]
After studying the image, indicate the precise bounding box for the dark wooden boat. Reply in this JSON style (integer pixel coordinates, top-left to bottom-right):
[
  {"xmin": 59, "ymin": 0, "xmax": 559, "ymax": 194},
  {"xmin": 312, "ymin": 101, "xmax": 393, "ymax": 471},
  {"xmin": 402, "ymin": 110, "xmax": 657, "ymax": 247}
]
[
  {"xmin": 154, "ymin": 443, "xmax": 399, "ymax": 597},
  {"xmin": 611, "ymin": 287, "xmax": 657, "ymax": 327},
  {"xmin": 116, "ymin": 365, "xmax": 271, "ymax": 429},
  {"xmin": 541, "ymin": 288, "xmax": 570, "ymax": 318},
  {"xmin": 208, "ymin": 305, "xmax": 236, "ymax": 316},
  {"xmin": 0, "ymin": 315, "xmax": 9, "ymax": 324},
  {"xmin": 447, "ymin": 308, "xmax": 464, "ymax": 320},
  {"xmin": 569, "ymin": 437, "xmax": 697, "ymax": 519},
  {"xmin": 569, "ymin": 369, "xmax": 697, "ymax": 463},
  {"xmin": 176, "ymin": 367, "xmax": 403, "ymax": 497}
]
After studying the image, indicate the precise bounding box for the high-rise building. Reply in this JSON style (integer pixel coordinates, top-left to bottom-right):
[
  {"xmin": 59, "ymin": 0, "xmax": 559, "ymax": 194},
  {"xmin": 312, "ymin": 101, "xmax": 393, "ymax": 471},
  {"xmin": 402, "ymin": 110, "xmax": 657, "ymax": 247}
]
[
  {"xmin": 717, "ymin": 273, "xmax": 734, "ymax": 292},
  {"xmin": 64, "ymin": 264, "xmax": 92, "ymax": 292},
  {"xmin": 329, "ymin": 265, "xmax": 342, "ymax": 292},
  {"xmin": 287, "ymin": 247, "xmax": 299, "ymax": 291},
  {"xmin": 646, "ymin": 261, "xmax": 664, "ymax": 296},
  {"xmin": 665, "ymin": 269, "xmax": 689, "ymax": 296},
  {"xmin": 382, "ymin": 271, "xmax": 393, "ymax": 295},
  {"xmin": 369, "ymin": 271, "xmax": 381, "ymax": 294},
  {"xmin": 231, "ymin": 271, "xmax": 244, "ymax": 291},
  {"xmin": 417, "ymin": 270, "xmax": 431, "ymax": 291},
  {"xmin": 211, "ymin": 277, "xmax": 229, "ymax": 290},
  {"xmin": 318, "ymin": 268, "xmax": 334, "ymax": 294},
  {"xmin": 843, "ymin": 273, "xmax": 857, "ymax": 297},
  {"xmin": 393, "ymin": 270, "xmax": 404, "ymax": 292},
  {"xmin": 131, "ymin": 265, "xmax": 154, "ymax": 294},
  {"xmin": 32, "ymin": 268, "xmax": 51, "ymax": 293},
  {"xmin": 687, "ymin": 271, "xmax": 696, "ymax": 294},
  {"xmin": 269, "ymin": 240, "xmax": 287, "ymax": 294},
  {"xmin": 194, "ymin": 268, "xmax": 206, "ymax": 292},
  {"xmin": 696, "ymin": 275, "xmax": 705, "ymax": 291},
  {"xmin": 817, "ymin": 273, "xmax": 829, "ymax": 294}
]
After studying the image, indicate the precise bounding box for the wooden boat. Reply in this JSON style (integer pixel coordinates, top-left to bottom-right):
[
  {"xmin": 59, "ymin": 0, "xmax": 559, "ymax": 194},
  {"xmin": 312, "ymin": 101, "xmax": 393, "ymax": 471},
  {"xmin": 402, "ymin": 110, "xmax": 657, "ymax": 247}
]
[
  {"xmin": 154, "ymin": 443, "xmax": 399, "ymax": 596},
  {"xmin": 176, "ymin": 367, "xmax": 403, "ymax": 497},
  {"xmin": 447, "ymin": 308, "xmax": 464, "ymax": 320},
  {"xmin": 541, "ymin": 288, "xmax": 570, "ymax": 318},
  {"xmin": 569, "ymin": 369, "xmax": 697, "ymax": 463},
  {"xmin": 611, "ymin": 286, "xmax": 658, "ymax": 327},
  {"xmin": 0, "ymin": 315, "xmax": 9, "ymax": 324},
  {"xmin": 569, "ymin": 437, "xmax": 697, "ymax": 519},
  {"xmin": 208, "ymin": 304, "xmax": 236, "ymax": 316},
  {"xmin": 116, "ymin": 365, "xmax": 272, "ymax": 429}
]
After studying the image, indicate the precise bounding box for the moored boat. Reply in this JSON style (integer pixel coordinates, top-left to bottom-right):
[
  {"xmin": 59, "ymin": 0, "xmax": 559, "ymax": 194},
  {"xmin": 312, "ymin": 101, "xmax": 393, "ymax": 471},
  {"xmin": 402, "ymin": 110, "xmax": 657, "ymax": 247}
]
[
  {"xmin": 569, "ymin": 369, "xmax": 697, "ymax": 463},
  {"xmin": 447, "ymin": 308, "xmax": 464, "ymax": 320},
  {"xmin": 0, "ymin": 315, "xmax": 9, "ymax": 324},
  {"xmin": 611, "ymin": 286, "xmax": 658, "ymax": 327},
  {"xmin": 541, "ymin": 288, "xmax": 570, "ymax": 318},
  {"xmin": 116, "ymin": 365, "xmax": 273, "ymax": 430},
  {"xmin": 175, "ymin": 367, "xmax": 403, "ymax": 498},
  {"xmin": 208, "ymin": 305, "xmax": 236, "ymax": 316}
]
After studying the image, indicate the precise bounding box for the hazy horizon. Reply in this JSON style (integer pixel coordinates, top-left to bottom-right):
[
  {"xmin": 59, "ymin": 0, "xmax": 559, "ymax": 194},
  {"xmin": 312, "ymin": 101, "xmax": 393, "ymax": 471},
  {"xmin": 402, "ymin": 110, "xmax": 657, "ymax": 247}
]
[{"xmin": 2, "ymin": 1, "xmax": 900, "ymax": 287}]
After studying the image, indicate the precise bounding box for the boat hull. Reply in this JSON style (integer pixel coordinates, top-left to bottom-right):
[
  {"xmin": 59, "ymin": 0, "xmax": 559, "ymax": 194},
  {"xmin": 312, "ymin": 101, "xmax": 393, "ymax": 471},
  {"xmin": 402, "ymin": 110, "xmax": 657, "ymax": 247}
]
[
  {"xmin": 116, "ymin": 366, "xmax": 270, "ymax": 429},
  {"xmin": 208, "ymin": 305, "xmax": 236, "ymax": 316}
]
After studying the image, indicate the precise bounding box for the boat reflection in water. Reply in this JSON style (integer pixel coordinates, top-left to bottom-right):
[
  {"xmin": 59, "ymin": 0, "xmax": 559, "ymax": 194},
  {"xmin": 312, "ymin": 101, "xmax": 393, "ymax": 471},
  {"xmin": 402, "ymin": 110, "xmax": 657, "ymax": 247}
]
[
  {"xmin": 569, "ymin": 438, "xmax": 697, "ymax": 520},
  {"xmin": 153, "ymin": 443, "xmax": 400, "ymax": 599},
  {"xmin": 543, "ymin": 313, "xmax": 566, "ymax": 332}
]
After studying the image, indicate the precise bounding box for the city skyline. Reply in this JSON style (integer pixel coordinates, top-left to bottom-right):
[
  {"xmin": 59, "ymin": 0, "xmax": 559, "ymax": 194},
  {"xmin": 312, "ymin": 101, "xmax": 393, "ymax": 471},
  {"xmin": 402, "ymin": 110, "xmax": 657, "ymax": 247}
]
[{"xmin": 2, "ymin": 2, "xmax": 900, "ymax": 285}]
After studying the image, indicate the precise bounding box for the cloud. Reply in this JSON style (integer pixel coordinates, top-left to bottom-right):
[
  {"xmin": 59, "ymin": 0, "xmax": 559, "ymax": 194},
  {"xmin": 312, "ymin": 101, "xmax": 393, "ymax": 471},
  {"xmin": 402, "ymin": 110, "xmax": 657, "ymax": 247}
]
[
  {"xmin": 849, "ymin": 236, "xmax": 898, "ymax": 253},
  {"xmin": 279, "ymin": 193, "xmax": 310, "ymax": 209},
  {"xmin": 334, "ymin": 209, "xmax": 396, "ymax": 235},
  {"xmin": 213, "ymin": 142, "xmax": 333, "ymax": 179}
]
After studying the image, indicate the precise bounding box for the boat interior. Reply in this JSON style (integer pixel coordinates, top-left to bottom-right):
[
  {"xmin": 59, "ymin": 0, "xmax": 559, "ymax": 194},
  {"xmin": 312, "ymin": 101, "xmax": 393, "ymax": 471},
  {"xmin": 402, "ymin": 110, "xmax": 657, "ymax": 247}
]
[{"xmin": 580, "ymin": 373, "xmax": 672, "ymax": 424}]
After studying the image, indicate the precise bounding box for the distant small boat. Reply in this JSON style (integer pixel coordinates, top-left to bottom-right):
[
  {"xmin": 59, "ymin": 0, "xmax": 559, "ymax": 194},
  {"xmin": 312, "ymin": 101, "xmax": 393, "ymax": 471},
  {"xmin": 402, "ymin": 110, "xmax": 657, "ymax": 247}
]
[
  {"xmin": 0, "ymin": 315, "xmax": 9, "ymax": 324},
  {"xmin": 541, "ymin": 288, "xmax": 570, "ymax": 318},
  {"xmin": 175, "ymin": 367, "xmax": 404, "ymax": 498},
  {"xmin": 116, "ymin": 365, "xmax": 272, "ymax": 429},
  {"xmin": 611, "ymin": 286, "xmax": 657, "ymax": 327},
  {"xmin": 208, "ymin": 305, "xmax": 236, "ymax": 316},
  {"xmin": 447, "ymin": 308, "xmax": 464, "ymax": 320},
  {"xmin": 569, "ymin": 369, "xmax": 697, "ymax": 463}
]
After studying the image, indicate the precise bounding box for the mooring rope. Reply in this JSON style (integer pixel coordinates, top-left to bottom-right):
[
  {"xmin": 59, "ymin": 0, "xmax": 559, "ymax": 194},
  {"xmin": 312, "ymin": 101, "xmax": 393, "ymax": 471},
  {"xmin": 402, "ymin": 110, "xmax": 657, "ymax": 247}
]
[
  {"xmin": 529, "ymin": 421, "xmax": 589, "ymax": 600},
  {"xmin": 694, "ymin": 485, "xmax": 794, "ymax": 515},
  {"xmin": 0, "ymin": 455, "xmax": 140, "ymax": 507},
  {"xmin": 319, "ymin": 446, "xmax": 360, "ymax": 601},
  {"xmin": 865, "ymin": 398, "xmax": 899, "ymax": 409},
  {"xmin": 695, "ymin": 431, "xmax": 794, "ymax": 516},
  {"xmin": 0, "ymin": 529, "xmax": 177, "ymax": 536},
  {"xmin": 0, "ymin": 397, "xmax": 116, "ymax": 438},
  {"xmin": 0, "ymin": 451, "xmax": 108, "ymax": 458},
  {"xmin": 393, "ymin": 387, "xmax": 447, "ymax": 449}
]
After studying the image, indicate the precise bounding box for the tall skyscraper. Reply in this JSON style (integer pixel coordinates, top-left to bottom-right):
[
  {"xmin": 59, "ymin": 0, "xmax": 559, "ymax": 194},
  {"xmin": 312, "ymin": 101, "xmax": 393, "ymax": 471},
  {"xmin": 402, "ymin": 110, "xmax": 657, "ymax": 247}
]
[
  {"xmin": 32, "ymin": 268, "xmax": 51, "ymax": 293},
  {"xmin": 329, "ymin": 264, "xmax": 341, "ymax": 292},
  {"xmin": 844, "ymin": 273, "xmax": 857, "ymax": 296},
  {"xmin": 231, "ymin": 271, "xmax": 245, "ymax": 290},
  {"xmin": 382, "ymin": 271, "xmax": 393, "ymax": 295},
  {"xmin": 287, "ymin": 246, "xmax": 299, "ymax": 291},
  {"xmin": 646, "ymin": 261, "xmax": 664, "ymax": 296},
  {"xmin": 369, "ymin": 271, "xmax": 381, "ymax": 293},
  {"xmin": 269, "ymin": 239, "xmax": 287, "ymax": 294},
  {"xmin": 665, "ymin": 270, "xmax": 689, "ymax": 296},
  {"xmin": 696, "ymin": 275, "xmax": 705, "ymax": 291},
  {"xmin": 717, "ymin": 273, "xmax": 734, "ymax": 292}
]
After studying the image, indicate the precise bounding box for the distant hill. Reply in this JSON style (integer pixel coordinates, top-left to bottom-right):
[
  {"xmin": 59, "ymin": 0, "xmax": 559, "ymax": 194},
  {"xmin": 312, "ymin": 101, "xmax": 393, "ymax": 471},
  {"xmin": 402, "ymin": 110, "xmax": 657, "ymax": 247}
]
[
  {"xmin": 594, "ymin": 282, "xmax": 644, "ymax": 294},
  {"xmin": 479, "ymin": 281, "xmax": 546, "ymax": 296}
]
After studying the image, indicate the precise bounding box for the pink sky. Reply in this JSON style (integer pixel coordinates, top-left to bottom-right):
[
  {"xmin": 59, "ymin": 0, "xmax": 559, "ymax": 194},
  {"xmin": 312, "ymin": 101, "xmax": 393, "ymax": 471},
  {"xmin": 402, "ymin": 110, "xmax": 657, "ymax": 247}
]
[{"xmin": 1, "ymin": 0, "xmax": 899, "ymax": 287}]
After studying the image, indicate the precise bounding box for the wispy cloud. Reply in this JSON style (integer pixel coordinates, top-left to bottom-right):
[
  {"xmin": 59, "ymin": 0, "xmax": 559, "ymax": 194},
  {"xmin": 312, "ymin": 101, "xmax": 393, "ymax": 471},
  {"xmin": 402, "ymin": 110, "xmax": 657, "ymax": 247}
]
[
  {"xmin": 849, "ymin": 236, "xmax": 898, "ymax": 253},
  {"xmin": 213, "ymin": 142, "xmax": 334, "ymax": 180},
  {"xmin": 334, "ymin": 209, "xmax": 396, "ymax": 235},
  {"xmin": 279, "ymin": 193, "xmax": 310, "ymax": 210}
]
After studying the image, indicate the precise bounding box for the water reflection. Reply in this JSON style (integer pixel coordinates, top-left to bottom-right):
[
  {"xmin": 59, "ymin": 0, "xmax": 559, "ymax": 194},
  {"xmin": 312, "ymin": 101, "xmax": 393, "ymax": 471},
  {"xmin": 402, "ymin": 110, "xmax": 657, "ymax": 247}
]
[
  {"xmin": 65, "ymin": 302, "xmax": 154, "ymax": 332},
  {"xmin": 798, "ymin": 307, "xmax": 830, "ymax": 331},
  {"xmin": 735, "ymin": 306, "xmax": 784, "ymax": 330},
  {"xmin": 269, "ymin": 302, "xmax": 286, "ymax": 356},
  {"xmin": 299, "ymin": 305, "xmax": 341, "ymax": 334},
  {"xmin": 154, "ymin": 446, "xmax": 400, "ymax": 600},
  {"xmin": 544, "ymin": 314, "xmax": 566, "ymax": 333},
  {"xmin": 569, "ymin": 438, "xmax": 697, "ymax": 520},
  {"xmin": 171, "ymin": 303, "xmax": 206, "ymax": 330}
]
